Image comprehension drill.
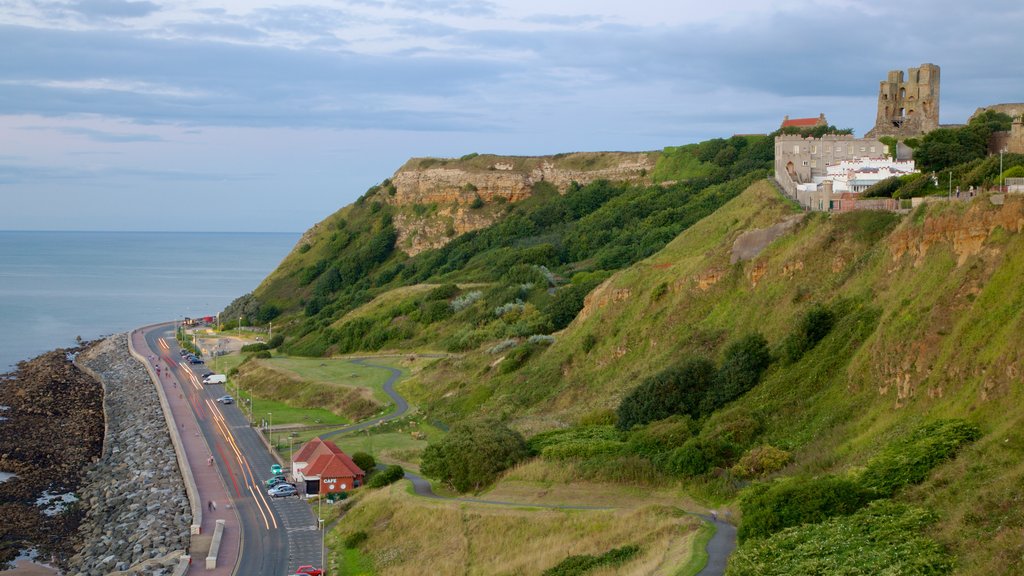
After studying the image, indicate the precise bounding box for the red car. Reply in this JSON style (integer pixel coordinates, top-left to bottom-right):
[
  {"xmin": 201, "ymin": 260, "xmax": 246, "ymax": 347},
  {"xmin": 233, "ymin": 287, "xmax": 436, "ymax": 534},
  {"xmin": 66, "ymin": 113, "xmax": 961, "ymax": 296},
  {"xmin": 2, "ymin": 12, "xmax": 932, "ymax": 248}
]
[{"xmin": 295, "ymin": 566, "xmax": 322, "ymax": 576}]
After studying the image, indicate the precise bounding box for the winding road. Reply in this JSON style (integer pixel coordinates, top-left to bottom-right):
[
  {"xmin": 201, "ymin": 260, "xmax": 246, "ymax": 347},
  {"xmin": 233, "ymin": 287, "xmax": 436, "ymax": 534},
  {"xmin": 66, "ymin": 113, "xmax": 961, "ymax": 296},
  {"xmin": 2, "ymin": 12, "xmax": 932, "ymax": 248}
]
[{"xmin": 318, "ymin": 356, "xmax": 738, "ymax": 575}]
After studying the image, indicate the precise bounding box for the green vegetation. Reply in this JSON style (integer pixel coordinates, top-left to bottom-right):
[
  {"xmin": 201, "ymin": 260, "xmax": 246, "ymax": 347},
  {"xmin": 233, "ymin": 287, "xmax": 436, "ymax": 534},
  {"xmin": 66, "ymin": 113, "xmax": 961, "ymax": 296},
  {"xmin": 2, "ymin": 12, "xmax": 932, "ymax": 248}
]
[
  {"xmin": 541, "ymin": 544, "xmax": 640, "ymax": 576},
  {"xmin": 859, "ymin": 419, "xmax": 981, "ymax": 496},
  {"xmin": 727, "ymin": 501, "xmax": 952, "ymax": 576},
  {"xmin": 737, "ymin": 475, "xmax": 878, "ymax": 541},
  {"xmin": 421, "ymin": 418, "xmax": 530, "ymax": 492},
  {"xmin": 367, "ymin": 464, "xmax": 405, "ymax": 488}
]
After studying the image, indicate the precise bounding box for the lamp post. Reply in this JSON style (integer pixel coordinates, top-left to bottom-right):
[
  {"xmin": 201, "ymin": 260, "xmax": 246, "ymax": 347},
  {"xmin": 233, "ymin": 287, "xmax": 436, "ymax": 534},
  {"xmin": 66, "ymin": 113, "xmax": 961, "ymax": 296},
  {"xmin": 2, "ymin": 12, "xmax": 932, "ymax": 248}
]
[
  {"xmin": 1001, "ymin": 148, "xmax": 1006, "ymax": 191},
  {"xmin": 319, "ymin": 518, "xmax": 326, "ymax": 574},
  {"xmin": 267, "ymin": 412, "xmax": 273, "ymax": 450}
]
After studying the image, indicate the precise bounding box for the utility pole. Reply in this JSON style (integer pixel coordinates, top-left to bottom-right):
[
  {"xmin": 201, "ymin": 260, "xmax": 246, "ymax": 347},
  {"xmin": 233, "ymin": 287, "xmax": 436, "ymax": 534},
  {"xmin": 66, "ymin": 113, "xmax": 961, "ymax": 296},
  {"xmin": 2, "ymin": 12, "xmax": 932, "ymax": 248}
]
[
  {"xmin": 948, "ymin": 171, "xmax": 952, "ymax": 200},
  {"xmin": 1001, "ymin": 148, "xmax": 1006, "ymax": 191}
]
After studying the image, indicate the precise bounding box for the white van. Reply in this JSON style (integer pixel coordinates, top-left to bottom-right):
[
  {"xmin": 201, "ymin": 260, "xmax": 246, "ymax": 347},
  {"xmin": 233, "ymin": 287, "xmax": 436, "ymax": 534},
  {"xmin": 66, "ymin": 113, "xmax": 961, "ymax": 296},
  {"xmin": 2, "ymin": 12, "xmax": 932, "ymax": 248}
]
[{"xmin": 202, "ymin": 374, "xmax": 227, "ymax": 385}]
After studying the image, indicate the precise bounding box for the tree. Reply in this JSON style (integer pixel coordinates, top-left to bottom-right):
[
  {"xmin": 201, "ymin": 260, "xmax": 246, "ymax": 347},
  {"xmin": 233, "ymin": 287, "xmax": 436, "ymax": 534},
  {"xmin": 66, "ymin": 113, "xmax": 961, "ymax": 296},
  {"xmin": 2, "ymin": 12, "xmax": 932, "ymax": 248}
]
[
  {"xmin": 616, "ymin": 357, "xmax": 717, "ymax": 430},
  {"xmin": 703, "ymin": 333, "xmax": 772, "ymax": 413},
  {"xmin": 420, "ymin": 419, "xmax": 530, "ymax": 492},
  {"xmin": 351, "ymin": 451, "xmax": 375, "ymax": 473}
]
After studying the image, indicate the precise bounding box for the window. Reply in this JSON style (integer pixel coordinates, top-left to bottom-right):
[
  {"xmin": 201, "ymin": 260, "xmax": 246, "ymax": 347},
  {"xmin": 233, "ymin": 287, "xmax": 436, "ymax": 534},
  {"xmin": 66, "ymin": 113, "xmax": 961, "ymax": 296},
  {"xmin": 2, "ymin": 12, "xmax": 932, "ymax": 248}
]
[
  {"xmin": 802, "ymin": 161, "xmax": 809, "ymax": 166},
  {"xmin": 811, "ymin": 145, "xmax": 817, "ymax": 154},
  {"xmin": 793, "ymin": 145, "xmax": 800, "ymax": 154},
  {"xmin": 870, "ymin": 146, "xmax": 876, "ymax": 153},
  {"xmin": 812, "ymin": 160, "xmax": 818, "ymax": 167},
  {"xmin": 835, "ymin": 146, "xmax": 842, "ymax": 152},
  {"xmin": 848, "ymin": 145, "xmax": 854, "ymax": 154},
  {"xmin": 860, "ymin": 147, "xmax": 866, "ymax": 152}
]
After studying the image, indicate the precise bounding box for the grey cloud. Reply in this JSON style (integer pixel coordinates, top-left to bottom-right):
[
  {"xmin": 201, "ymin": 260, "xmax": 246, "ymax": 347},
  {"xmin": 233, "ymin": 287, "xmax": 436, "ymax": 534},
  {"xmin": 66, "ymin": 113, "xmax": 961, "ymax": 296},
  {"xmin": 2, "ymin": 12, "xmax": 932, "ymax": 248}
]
[
  {"xmin": 0, "ymin": 161, "xmax": 263, "ymax": 185},
  {"xmin": 68, "ymin": 0, "xmax": 160, "ymax": 19},
  {"xmin": 391, "ymin": 0, "xmax": 496, "ymax": 17},
  {"xmin": 21, "ymin": 126, "xmax": 166, "ymax": 143}
]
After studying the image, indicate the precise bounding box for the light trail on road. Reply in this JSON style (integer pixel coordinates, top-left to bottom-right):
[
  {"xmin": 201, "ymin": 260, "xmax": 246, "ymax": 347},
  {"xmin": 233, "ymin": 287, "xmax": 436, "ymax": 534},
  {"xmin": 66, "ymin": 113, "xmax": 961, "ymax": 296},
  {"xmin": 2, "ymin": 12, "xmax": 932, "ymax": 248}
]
[{"xmin": 207, "ymin": 399, "xmax": 278, "ymax": 531}]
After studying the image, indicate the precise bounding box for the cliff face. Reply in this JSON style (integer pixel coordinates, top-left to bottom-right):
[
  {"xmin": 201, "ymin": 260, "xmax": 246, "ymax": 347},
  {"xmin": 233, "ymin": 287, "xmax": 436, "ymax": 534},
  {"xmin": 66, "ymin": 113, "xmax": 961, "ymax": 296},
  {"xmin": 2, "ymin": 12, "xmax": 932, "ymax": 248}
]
[{"xmin": 386, "ymin": 152, "xmax": 656, "ymax": 255}]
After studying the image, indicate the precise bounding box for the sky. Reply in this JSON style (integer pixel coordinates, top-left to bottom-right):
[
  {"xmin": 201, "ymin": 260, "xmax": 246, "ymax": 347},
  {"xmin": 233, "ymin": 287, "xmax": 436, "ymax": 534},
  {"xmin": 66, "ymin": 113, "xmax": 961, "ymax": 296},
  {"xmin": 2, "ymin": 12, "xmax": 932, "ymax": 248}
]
[{"xmin": 1, "ymin": 0, "xmax": 1023, "ymax": 232}]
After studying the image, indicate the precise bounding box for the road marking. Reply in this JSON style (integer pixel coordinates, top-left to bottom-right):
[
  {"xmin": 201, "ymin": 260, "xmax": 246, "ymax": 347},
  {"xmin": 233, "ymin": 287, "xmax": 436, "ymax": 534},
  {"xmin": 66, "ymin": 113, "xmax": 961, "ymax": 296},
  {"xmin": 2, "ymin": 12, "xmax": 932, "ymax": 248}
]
[
  {"xmin": 207, "ymin": 399, "xmax": 278, "ymax": 531},
  {"xmin": 158, "ymin": 338, "xmax": 170, "ymax": 351}
]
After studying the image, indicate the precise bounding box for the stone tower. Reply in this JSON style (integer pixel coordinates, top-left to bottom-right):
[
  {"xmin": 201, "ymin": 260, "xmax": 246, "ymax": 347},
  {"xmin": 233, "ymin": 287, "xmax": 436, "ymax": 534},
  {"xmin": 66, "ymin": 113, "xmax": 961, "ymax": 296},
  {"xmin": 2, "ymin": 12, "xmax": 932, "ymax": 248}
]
[{"xmin": 866, "ymin": 63, "xmax": 940, "ymax": 138}]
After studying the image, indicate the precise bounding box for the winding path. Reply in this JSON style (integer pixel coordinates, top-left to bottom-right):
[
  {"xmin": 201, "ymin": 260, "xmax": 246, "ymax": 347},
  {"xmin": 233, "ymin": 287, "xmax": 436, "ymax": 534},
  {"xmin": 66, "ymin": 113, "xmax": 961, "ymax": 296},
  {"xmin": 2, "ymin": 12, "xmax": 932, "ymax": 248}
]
[{"xmin": 317, "ymin": 356, "xmax": 736, "ymax": 574}]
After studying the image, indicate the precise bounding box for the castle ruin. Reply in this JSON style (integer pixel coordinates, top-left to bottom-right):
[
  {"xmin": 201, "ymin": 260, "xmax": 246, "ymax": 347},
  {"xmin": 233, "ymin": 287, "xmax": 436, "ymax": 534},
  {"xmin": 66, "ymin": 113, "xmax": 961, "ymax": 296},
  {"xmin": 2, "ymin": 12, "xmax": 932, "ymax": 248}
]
[{"xmin": 866, "ymin": 63, "xmax": 940, "ymax": 138}]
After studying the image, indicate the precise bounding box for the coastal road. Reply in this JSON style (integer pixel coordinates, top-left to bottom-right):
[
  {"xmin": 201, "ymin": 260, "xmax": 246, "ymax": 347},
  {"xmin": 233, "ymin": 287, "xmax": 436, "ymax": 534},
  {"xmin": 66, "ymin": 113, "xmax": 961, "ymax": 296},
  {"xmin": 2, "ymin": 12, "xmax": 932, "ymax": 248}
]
[
  {"xmin": 135, "ymin": 324, "xmax": 322, "ymax": 576},
  {"xmin": 319, "ymin": 357, "xmax": 737, "ymax": 573}
]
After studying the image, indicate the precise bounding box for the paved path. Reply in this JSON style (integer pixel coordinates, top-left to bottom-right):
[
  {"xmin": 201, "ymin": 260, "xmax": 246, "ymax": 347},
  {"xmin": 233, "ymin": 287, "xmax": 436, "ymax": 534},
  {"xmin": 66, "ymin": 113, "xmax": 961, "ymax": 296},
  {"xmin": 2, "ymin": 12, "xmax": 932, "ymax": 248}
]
[
  {"xmin": 131, "ymin": 327, "xmax": 241, "ymax": 576},
  {"xmin": 696, "ymin": 515, "xmax": 737, "ymax": 576},
  {"xmin": 319, "ymin": 357, "xmax": 739, "ymax": 571}
]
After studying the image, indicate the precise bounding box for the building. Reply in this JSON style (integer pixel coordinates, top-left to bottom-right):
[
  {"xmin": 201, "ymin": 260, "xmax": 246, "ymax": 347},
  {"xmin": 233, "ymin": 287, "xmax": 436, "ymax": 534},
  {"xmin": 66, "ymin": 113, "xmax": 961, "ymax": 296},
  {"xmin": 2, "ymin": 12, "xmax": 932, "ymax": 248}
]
[
  {"xmin": 774, "ymin": 133, "xmax": 888, "ymax": 201},
  {"xmin": 990, "ymin": 115, "xmax": 1024, "ymax": 155},
  {"xmin": 822, "ymin": 158, "xmax": 916, "ymax": 193},
  {"xmin": 292, "ymin": 438, "xmax": 365, "ymax": 497},
  {"xmin": 866, "ymin": 63, "xmax": 940, "ymax": 138},
  {"xmin": 781, "ymin": 113, "xmax": 828, "ymax": 130}
]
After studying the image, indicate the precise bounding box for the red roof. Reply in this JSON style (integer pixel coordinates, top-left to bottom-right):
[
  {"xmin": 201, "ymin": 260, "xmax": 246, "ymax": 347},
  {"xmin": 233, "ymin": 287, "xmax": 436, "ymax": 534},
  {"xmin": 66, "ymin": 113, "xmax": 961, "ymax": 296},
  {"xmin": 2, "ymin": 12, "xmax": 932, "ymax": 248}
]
[
  {"xmin": 303, "ymin": 453, "xmax": 365, "ymax": 479},
  {"xmin": 293, "ymin": 437, "xmax": 326, "ymax": 463},
  {"xmin": 782, "ymin": 117, "xmax": 822, "ymax": 127}
]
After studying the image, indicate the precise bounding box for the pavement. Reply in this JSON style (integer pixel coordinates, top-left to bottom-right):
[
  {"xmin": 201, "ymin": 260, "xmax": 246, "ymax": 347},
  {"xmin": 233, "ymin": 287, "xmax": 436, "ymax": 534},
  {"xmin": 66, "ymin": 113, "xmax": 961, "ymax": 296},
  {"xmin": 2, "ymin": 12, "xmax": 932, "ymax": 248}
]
[
  {"xmin": 131, "ymin": 328, "xmax": 241, "ymax": 576},
  {"xmin": 696, "ymin": 514, "xmax": 738, "ymax": 576}
]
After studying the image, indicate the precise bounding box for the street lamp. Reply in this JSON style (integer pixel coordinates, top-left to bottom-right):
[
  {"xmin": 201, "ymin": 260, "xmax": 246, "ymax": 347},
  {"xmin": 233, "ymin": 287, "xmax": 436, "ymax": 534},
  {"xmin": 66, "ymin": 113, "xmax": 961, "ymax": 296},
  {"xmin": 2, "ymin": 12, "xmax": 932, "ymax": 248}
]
[
  {"xmin": 1001, "ymin": 148, "xmax": 1007, "ymax": 191},
  {"xmin": 267, "ymin": 412, "xmax": 272, "ymax": 448},
  {"xmin": 319, "ymin": 518, "xmax": 326, "ymax": 575}
]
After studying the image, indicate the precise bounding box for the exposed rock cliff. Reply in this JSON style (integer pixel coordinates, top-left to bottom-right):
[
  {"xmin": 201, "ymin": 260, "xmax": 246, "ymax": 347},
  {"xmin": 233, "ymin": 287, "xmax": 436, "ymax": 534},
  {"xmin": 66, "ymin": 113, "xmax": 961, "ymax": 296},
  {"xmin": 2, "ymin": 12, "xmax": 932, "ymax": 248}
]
[{"xmin": 386, "ymin": 152, "xmax": 656, "ymax": 255}]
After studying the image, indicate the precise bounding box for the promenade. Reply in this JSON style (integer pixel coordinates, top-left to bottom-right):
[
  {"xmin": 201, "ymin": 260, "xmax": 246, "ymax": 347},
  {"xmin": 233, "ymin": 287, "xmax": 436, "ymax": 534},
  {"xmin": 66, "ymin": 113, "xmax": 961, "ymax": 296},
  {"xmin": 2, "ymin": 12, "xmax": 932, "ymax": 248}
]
[{"xmin": 130, "ymin": 328, "xmax": 240, "ymax": 575}]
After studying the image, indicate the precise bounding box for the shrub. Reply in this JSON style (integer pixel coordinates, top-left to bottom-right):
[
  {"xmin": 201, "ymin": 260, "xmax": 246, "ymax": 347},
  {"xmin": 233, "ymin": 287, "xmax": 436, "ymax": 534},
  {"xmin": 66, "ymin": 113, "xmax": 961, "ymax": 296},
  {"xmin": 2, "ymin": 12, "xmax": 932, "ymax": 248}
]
[
  {"xmin": 450, "ymin": 290, "xmax": 483, "ymax": 312},
  {"xmin": 627, "ymin": 415, "xmax": 696, "ymax": 457},
  {"xmin": 542, "ymin": 545, "xmax": 640, "ymax": 576},
  {"xmin": 703, "ymin": 333, "xmax": 771, "ymax": 413},
  {"xmin": 469, "ymin": 194, "xmax": 485, "ymax": 209},
  {"xmin": 252, "ymin": 350, "xmax": 272, "ymax": 359},
  {"xmin": 731, "ymin": 445, "xmax": 791, "ymax": 479},
  {"xmin": 267, "ymin": 333, "xmax": 285, "ymax": 348},
  {"xmin": 343, "ymin": 530, "xmax": 368, "ymax": 548},
  {"xmin": 499, "ymin": 346, "xmax": 534, "ymax": 374},
  {"xmin": 782, "ymin": 304, "xmax": 835, "ymax": 363},
  {"xmin": 527, "ymin": 334, "xmax": 555, "ymax": 346},
  {"xmin": 663, "ymin": 436, "xmax": 739, "ymax": 477},
  {"xmin": 528, "ymin": 425, "xmax": 624, "ymax": 454},
  {"xmin": 427, "ymin": 283, "xmax": 460, "ymax": 300},
  {"xmin": 726, "ymin": 501, "xmax": 952, "ymax": 576},
  {"xmin": 737, "ymin": 475, "xmax": 879, "ymax": 541},
  {"xmin": 420, "ymin": 419, "xmax": 529, "ymax": 492},
  {"xmin": 367, "ymin": 464, "xmax": 404, "ymax": 488},
  {"xmin": 541, "ymin": 439, "xmax": 625, "ymax": 461},
  {"xmin": 860, "ymin": 419, "xmax": 981, "ymax": 496},
  {"xmin": 487, "ymin": 339, "xmax": 519, "ymax": 355},
  {"xmin": 616, "ymin": 357, "xmax": 717, "ymax": 430},
  {"xmin": 581, "ymin": 333, "xmax": 598, "ymax": 353},
  {"xmin": 351, "ymin": 451, "xmax": 375, "ymax": 473},
  {"xmin": 240, "ymin": 342, "xmax": 270, "ymax": 353}
]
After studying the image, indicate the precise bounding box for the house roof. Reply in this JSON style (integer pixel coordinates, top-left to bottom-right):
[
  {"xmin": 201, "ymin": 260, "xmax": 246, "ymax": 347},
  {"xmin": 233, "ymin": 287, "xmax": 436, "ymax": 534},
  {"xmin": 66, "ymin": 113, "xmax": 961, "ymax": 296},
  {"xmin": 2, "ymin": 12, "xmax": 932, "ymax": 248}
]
[
  {"xmin": 293, "ymin": 437, "xmax": 346, "ymax": 463},
  {"xmin": 303, "ymin": 452, "xmax": 365, "ymax": 479},
  {"xmin": 782, "ymin": 117, "xmax": 823, "ymax": 128}
]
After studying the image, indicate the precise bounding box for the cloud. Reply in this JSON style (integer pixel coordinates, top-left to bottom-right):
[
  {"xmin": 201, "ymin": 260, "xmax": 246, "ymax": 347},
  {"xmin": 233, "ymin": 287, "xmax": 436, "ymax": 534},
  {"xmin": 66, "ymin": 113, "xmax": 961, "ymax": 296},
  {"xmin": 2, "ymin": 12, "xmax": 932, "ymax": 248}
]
[{"xmin": 67, "ymin": 0, "xmax": 160, "ymax": 19}]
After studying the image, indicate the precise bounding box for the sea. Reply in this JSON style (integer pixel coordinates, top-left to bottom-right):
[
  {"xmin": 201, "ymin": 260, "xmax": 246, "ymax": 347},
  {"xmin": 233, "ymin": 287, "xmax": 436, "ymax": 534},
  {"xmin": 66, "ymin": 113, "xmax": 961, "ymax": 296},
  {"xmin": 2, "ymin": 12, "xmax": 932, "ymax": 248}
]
[{"xmin": 0, "ymin": 231, "xmax": 301, "ymax": 372}]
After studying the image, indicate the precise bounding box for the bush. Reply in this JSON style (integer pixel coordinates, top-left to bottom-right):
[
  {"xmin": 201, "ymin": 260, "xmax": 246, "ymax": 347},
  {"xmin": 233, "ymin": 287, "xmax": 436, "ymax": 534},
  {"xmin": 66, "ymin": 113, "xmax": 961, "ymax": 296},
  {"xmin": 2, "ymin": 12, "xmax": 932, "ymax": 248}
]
[
  {"xmin": 252, "ymin": 350, "xmax": 272, "ymax": 359},
  {"xmin": 737, "ymin": 475, "xmax": 879, "ymax": 541},
  {"xmin": 267, "ymin": 333, "xmax": 285, "ymax": 348},
  {"xmin": 367, "ymin": 464, "xmax": 404, "ymax": 488},
  {"xmin": 420, "ymin": 419, "xmax": 529, "ymax": 492},
  {"xmin": 616, "ymin": 357, "xmax": 717, "ymax": 430},
  {"xmin": 351, "ymin": 451, "xmax": 375, "ymax": 473},
  {"xmin": 528, "ymin": 425, "xmax": 624, "ymax": 454},
  {"xmin": 727, "ymin": 501, "xmax": 952, "ymax": 576},
  {"xmin": 427, "ymin": 283, "xmax": 460, "ymax": 300},
  {"xmin": 663, "ymin": 436, "xmax": 739, "ymax": 477},
  {"xmin": 240, "ymin": 342, "xmax": 270, "ymax": 353},
  {"xmin": 860, "ymin": 419, "xmax": 981, "ymax": 496},
  {"xmin": 542, "ymin": 545, "xmax": 640, "ymax": 576},
  {"xmin": 577, "ymin": 408, "xmax": 616, "ymax": 426},
  {"xmin": 783, "ymin": 304, "xmax": 834, "ymax": 363},
  {"xmin": 703, "ymin": 333, "xmax": 771, "ymax": 413},
  {"xmin": 731, "ymin": 445, "xmax": 791, "ymax": 479},
  {"xmin": 541, "ymin": 439, "xmax": 625, "ymax": 461},
  {"xmin": 343, "ymin": 530, "xmax": 368, "ymax": 548},
  {"xmin": 627, "ymin": 415, "xmax": 696, "ymax": 457}
]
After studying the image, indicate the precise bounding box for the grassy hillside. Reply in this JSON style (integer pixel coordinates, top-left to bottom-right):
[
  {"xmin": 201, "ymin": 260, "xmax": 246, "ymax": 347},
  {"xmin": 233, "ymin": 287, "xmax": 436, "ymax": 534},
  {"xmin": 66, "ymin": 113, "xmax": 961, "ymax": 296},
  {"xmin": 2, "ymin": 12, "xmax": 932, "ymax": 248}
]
[
  {"xmin": 222, "ymin": 128, "xmax": 1024, "ymax": 573},
  {"xmin": 394, "ymin": 183, "xmax": 1024, "ymax": 574}
]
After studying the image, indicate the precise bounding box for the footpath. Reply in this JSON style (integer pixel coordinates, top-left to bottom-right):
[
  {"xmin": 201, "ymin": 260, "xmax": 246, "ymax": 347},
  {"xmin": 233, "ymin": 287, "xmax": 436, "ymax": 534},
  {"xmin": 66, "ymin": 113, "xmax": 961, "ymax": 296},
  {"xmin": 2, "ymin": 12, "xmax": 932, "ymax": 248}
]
[{"xmin": 129, "ymin": 327, "xmax": 239, "ymax": 576}]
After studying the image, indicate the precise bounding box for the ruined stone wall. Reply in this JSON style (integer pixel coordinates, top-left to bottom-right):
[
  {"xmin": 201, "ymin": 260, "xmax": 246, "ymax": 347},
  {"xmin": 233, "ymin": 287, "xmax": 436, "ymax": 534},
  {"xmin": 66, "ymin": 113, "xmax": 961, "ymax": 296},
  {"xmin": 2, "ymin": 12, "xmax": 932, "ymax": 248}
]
[
  {"xmin": 989, "ymin": 117, "xmax": 1024, "ymax": 155},
  {"xmin": 867, "ymin": 63, "xmax": 940, "ymax": 138}
]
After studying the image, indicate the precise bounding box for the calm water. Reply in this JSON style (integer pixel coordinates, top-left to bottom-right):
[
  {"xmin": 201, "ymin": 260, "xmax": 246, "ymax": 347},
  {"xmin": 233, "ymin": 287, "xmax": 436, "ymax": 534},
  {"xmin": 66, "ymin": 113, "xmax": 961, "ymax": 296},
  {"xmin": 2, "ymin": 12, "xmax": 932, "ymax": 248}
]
[{"xmin": 0, "ymin": 231, "xmax": 300, "ymax": 372}]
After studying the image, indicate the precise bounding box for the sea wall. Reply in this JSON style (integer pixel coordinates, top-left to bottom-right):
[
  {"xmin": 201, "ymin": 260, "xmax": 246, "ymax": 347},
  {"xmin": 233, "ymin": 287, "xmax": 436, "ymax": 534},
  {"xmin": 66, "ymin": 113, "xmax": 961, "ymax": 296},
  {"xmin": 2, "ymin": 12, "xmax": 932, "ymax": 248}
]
[{"xmin": 69, "ymin": 335, "xmax": 190, "ymax": 576}]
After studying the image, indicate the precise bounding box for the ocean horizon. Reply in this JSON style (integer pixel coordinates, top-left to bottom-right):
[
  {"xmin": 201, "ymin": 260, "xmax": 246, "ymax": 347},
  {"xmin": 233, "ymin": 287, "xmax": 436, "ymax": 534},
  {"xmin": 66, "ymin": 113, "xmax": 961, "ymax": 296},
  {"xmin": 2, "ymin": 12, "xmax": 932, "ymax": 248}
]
[{"xmin": 0, "ymin": 230, "xmax": 300, "ymax": 372}]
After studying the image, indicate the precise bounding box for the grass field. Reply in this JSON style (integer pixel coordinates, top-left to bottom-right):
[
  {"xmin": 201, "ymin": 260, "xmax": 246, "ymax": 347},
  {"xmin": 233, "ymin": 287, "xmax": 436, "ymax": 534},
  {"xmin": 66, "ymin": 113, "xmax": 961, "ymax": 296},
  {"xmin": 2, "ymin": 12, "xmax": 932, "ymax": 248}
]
[
  {"xmin": 330, "ymin": 484, "xmax": 700, "ymax": 576},
  {"xmin": 262, "ymin": 356, "xmax": 402, "ymax": 405}
]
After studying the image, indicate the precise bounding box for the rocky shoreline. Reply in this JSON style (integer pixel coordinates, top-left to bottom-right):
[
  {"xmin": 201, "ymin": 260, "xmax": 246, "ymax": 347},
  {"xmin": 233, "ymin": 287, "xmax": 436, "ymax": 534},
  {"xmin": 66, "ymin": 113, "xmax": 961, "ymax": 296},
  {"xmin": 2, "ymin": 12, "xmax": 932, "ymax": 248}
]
[
  {"xmin": 0, "ymin": 335, "xmax": 190, "ymax": 575},
  {"xmin": 0, "ymin": 345, "xmax": 103, "ymax": 569},
  {"xmin": 69, "ymin": 335, "xmax": 190, "ymax": 576}
]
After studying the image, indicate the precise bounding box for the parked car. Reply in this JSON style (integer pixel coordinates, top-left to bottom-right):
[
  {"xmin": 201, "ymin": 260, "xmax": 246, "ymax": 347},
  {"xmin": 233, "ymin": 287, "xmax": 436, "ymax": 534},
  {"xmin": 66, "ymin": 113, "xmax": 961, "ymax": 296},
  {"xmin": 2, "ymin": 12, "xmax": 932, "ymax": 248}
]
[
  {"xmin": 268, "ymin": 484, "xmax": 297, "ymax": 498},
  {"xmin": 216, "ymin": 395, "xmax": 234, "ymax": 404},
  {"xmin": 295, "ymin": 566, "xmax": 323, "ymax": 576},
  {"xmin": 265, "ymin": 475, "xmax": 288, "ymax": 487},
  {"xmin": 200, "ymin": 371, "xmax": 213, "ymax": 379},
  {"xmin": 179, "ymin": 349, "xmax": 189, "ymax": 357},
  {"xmin": 189, "ymin": 357, "xmax": 204, "ymax": 364}
]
